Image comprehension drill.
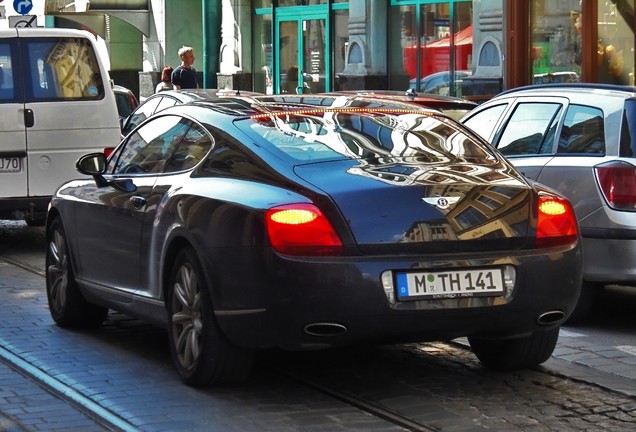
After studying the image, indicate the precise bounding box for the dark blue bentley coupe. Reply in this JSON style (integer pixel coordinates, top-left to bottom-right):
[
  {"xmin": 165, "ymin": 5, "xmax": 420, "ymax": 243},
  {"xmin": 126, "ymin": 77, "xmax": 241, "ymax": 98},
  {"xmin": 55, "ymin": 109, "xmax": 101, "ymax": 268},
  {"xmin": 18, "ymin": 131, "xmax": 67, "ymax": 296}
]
[{"xmin": 45, "ymin": 94, "xmax": 582, "ymax": 386}]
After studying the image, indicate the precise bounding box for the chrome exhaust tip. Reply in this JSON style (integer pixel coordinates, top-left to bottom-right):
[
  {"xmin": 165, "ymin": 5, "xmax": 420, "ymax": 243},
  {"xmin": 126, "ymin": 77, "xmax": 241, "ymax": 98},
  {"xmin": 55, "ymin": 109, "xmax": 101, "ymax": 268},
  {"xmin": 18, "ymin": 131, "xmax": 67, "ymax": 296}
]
[
  {"xmin": 537, "ymin": 310, "xmax": 566, "ymax": 326},
  {"xmin": 303, "ymin": 322, "xmax": 347, "ymax": 337}
]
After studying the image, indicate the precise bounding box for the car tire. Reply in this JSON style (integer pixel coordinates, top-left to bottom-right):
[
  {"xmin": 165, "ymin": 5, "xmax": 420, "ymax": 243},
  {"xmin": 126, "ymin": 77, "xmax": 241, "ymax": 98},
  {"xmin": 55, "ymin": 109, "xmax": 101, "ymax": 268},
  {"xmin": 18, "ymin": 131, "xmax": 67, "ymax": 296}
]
[
  {"xmin": 468, "ymin": 327, "xmax": 559, "ymax": 371},
  {"xmin": 564, "ymin": 281, "xmax": 602, "ymax": 325},
  {"xmin": 167, "ymin": 247, "xmax": 254, "ymax": 387},
  {"xmin": 45, "ymin": 217, "xmax": 109, "ymax": 327}
]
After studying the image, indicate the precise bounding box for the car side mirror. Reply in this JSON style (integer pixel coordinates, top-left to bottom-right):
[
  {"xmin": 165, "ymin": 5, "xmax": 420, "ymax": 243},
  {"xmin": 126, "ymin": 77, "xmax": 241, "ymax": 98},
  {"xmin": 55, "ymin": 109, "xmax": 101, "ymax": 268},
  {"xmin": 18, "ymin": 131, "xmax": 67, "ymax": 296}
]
[
  {"xmin": 76, "ymin": 153, "xmax": 106, "ymax": 175},
  {"xmin": 75, "ymin": 152, "xmax": 137, "ymax": 192}
]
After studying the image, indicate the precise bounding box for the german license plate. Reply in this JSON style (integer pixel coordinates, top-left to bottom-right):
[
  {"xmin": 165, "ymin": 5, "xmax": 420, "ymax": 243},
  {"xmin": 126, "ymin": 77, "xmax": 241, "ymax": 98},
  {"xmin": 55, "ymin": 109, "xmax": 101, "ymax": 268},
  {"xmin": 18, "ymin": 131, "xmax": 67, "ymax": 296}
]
[
  {"xmin": 396, "ymin": 268, "xmax": 504, "ymax": 300},
  {"xmin": 0, "ymin": 157, "xmax": 21, "ymax": 173}
]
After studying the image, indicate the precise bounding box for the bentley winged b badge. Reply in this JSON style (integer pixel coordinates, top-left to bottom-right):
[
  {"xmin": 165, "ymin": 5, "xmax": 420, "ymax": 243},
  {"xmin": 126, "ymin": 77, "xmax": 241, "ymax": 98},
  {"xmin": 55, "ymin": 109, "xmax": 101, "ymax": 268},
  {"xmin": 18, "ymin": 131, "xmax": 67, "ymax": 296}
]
[{"xmin": 422, "ymin": 196, "xmax": 461, "ymax": 210}]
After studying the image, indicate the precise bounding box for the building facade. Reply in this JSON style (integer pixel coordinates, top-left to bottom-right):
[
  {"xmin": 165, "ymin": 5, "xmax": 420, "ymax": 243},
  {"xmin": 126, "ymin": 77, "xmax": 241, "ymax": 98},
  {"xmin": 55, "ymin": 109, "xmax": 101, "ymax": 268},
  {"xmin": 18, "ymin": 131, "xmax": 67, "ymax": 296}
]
[{"xmin": 41, "ymin": 0, "xmax": 636, "ymax": 101}]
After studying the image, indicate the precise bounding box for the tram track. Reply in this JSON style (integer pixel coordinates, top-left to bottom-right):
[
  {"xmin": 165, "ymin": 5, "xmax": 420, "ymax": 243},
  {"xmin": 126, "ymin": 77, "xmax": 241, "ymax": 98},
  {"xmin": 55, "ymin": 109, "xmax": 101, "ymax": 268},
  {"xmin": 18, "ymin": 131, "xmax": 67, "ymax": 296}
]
[
  {"xmin": 3, "ymin": 250, "xmax": 636, "ymax": 431},
  {"xmin": 2, "ymin": 251, "xmax": 441, "ymax": 431}
]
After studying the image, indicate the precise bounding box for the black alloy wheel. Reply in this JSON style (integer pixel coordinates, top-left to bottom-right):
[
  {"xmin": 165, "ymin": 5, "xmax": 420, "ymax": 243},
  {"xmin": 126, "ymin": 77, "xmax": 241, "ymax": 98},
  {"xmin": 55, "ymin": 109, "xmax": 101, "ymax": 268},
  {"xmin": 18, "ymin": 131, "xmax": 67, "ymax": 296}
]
[
  {"xmin": 45, "ymin": 217, "xmax": 108, "ymax": 327},
  {"xmin": 167, "ymin": 247, "xmax": 253, "ymax": 386}
]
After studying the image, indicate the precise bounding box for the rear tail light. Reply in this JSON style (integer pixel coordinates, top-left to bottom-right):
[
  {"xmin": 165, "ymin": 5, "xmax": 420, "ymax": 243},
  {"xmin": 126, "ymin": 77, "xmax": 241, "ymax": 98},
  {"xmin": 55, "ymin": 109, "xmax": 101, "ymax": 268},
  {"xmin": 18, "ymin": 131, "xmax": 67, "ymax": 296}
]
[
  {"xmin": 595, "ymin": 160, "xmax": 636, "ymax": 210},
  {"xmin": 265, "ymin": 203, "xmax": 343, "ymax": 256},
  {"xmin": 104, "ymin": 147, "xmax": 115, "ymax": 158},
  {"xmin": 535, "ymin": 194, "xmax": 578, "ymax": 248}
]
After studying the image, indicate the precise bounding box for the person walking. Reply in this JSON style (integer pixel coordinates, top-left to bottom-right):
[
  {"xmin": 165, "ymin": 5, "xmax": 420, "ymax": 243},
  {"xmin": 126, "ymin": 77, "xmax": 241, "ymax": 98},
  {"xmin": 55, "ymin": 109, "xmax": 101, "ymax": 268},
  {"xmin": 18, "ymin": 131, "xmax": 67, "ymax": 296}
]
[
  {"xmin": 171, "ymin": 46, "xmax": 198, "ymax": 89},
  {"xmin": 155, "ymin": 66, "xmax": 175, "ymax": 93}
]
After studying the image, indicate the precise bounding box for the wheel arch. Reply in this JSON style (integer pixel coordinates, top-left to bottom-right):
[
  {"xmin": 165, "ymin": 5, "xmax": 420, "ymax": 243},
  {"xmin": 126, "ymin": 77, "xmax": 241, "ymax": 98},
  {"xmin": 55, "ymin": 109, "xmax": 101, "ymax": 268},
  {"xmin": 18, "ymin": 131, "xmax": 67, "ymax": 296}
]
[{"xmin": 161, "ymin": 234, "xmax": 218, "ymax": 312}]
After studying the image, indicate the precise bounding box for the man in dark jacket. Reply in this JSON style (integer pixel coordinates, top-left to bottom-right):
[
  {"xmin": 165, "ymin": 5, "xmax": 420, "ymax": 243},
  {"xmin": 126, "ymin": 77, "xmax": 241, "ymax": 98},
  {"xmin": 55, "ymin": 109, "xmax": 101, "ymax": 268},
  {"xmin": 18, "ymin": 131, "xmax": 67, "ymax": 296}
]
[{"xmin": 171, "ymin": 46, "xmax": 198, "ymax": 89}]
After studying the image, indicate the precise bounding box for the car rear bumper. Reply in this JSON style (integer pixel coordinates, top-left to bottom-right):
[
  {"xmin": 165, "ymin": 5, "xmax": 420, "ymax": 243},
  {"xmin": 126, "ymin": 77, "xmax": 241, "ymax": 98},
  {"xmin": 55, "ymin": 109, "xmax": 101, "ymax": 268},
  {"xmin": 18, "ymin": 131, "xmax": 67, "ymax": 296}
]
[
  {"xmin": 581, "ymin": 235, "xmax": 636, "ymax": 284},
  {"xmin": 209, "ymin": 244, "xmax": 582, "ymax": 350}
]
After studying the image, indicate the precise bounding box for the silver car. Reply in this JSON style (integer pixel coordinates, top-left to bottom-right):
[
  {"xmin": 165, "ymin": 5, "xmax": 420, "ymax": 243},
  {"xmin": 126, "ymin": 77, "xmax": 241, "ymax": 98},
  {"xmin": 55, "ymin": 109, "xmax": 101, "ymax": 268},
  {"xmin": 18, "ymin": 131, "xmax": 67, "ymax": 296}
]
[{"xmin": 461, "ymin": 83, "xmax": 636, "ymax": 322}]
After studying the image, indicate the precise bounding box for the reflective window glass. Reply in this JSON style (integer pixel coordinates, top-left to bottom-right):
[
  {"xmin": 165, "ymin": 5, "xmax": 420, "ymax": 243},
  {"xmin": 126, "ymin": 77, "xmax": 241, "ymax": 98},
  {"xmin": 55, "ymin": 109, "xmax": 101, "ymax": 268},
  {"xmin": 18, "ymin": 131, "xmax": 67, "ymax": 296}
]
[
  {"xmin": 165, "ymin": 124, "xmax": 213, "ymax": 172},
  {"xmin": 110, "ymin": 115, "xmax": 191, "ymax": 174},
  {"xmin": 531, "ymin": 1, "xmax": 582, "ymax": 83},
  {"xmin": 25, "ymin": 38, "xmax": 105, "ymax": 101},
  {"xmin": 497, "ymin": 103, "xmax": 562, "ymax": 156},
  {"xmin": 462, "ymin": 103, "xmax": 508, "ymax": 141},
  {"xmin": 0, "ymin": 42, "xmax": 17, "ymax": 102},
  {"xmin": 557, "ymin": 105, "xmax": 605, "ymax": 155},
  {"xmin": 597, "ymin": 1, "xmax": 634, "ymax": 85},
  {"xmin": 123, "ymin": 96, "xmax": 163, "ymax": 135},
  {"xmin": 389, "ymin": 1, "xmax": 473, "ymax": 97}
]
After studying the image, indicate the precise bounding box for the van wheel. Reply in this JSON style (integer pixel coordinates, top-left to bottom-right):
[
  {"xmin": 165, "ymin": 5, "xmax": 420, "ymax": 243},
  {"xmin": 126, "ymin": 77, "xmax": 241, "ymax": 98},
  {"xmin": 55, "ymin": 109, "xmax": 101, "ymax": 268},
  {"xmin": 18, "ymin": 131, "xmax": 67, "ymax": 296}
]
[
  {"xmin": 25, "ymin": 214, "xmax": 47, "ymax": 227},
  {"xmin": 167, "ymin": 247, "xmax": 254, "ymax": 387},
  {"xmin": 45, "ymin": 217, "xmax": 108, "ymax": 327},
  {"xmin": 468, "ymin": 327, "xmax": 559, "ymax": 371}
]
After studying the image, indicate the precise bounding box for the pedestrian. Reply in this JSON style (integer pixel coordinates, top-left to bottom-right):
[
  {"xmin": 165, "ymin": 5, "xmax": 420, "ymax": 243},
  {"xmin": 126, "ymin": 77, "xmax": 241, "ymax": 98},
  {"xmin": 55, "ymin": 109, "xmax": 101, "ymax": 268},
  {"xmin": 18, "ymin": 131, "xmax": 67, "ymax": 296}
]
[
  {"xmin": 171, "ymin": 46, "xmax": 198, "ymax": 89},
  {"xmin": 155, "ymin": 66, "xmax": 174, "ymax": 93}
]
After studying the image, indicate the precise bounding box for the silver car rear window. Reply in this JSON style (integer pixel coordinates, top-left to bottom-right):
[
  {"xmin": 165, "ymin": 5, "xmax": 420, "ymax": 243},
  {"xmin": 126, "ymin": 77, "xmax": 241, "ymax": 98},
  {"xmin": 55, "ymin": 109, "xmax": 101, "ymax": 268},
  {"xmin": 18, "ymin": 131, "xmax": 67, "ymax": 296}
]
[{"xmin": 621, "ymin": 99, "xmax": 636, "ymax": 158}]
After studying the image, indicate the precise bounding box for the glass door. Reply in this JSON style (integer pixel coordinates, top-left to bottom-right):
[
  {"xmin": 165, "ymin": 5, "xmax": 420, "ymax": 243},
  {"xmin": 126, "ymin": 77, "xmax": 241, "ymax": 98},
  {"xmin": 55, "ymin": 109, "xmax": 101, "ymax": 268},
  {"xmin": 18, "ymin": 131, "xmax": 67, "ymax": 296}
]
[{"xmin": 276, "ymin": 9, "xmax": 329, "ymax": 94}]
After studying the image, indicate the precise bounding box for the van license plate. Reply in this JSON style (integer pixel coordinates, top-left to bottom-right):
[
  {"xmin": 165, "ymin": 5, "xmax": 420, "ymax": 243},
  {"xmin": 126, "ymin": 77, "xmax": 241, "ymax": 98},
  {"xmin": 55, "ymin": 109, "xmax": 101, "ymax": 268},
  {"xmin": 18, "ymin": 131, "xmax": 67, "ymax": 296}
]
[
  {"xmin": 0, "ymin": 157, "xmax": 21, "ymax": 173},
  {"xmin": 396, "ymin": 268, "xmax": 504, "ymax": 300}
]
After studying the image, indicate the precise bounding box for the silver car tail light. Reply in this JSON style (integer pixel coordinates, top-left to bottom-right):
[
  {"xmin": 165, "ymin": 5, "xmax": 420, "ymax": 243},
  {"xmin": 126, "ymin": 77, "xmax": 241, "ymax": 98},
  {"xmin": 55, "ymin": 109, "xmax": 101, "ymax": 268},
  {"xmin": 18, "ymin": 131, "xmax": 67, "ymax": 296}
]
[{"xmin": 595, "ymin": 160, "xmax": 636, "ymax": 211}]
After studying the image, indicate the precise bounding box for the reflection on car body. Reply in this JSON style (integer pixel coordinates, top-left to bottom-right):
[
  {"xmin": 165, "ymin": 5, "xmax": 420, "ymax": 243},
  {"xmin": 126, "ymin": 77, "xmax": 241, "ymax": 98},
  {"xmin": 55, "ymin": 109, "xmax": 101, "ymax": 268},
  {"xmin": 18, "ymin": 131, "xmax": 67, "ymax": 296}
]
[
  {"xmin": 46, "ymin": 94, "xmax": 581, "ymax": 387},
  {"xmin": 461, "ymin": 83, "xmax": 636, "ymax": 323},
  {"xmin": 322, "ymin": 90, "xmax": 477, "ymax": 121}
]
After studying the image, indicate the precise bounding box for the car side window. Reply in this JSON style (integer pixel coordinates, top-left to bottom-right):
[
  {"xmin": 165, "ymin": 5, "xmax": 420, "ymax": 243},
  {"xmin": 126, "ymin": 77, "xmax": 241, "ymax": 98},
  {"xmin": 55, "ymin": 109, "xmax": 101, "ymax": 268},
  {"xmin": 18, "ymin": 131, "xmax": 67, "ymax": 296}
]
[
  {"xmin": 557, "ymin": 105, "xmax": 605, "ymax": 155},
  {"xmin": 156, "ymin": 96, "xmax": 179, "ymax": 112},
  {"xmin": 463, "ymin": 103, "xmax": 508, "ymax": 141},
  {"xmin": 123, "ymin": 96, "xmax": 163, "ymax": 135},
  {"xmin": 496, "ymin": 103, "xmax": 562, "ymax": 156},
  {"xmin": 109, "ymin": 115, "xmax": 191, "ymax": 174},
  {"xmin": 164, "ymin": 123, "xmax": 213, "ymax": 172}
]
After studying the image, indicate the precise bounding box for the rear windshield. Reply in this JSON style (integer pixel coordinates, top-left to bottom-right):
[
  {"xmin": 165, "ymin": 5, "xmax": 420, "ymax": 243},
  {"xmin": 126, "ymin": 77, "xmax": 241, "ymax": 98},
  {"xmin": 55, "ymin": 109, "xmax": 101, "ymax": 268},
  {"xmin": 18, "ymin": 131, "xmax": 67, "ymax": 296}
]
[{"xmin": 237, "ymin": 109, "xmax": 498, "ymax": 164}]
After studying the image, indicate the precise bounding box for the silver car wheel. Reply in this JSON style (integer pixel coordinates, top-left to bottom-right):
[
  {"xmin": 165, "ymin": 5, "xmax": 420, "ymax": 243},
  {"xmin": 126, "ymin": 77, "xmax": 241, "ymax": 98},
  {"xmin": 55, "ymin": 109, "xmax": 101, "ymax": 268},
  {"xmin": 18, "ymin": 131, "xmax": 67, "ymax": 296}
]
[{"xmin": 171, "ymin": 262, "xmax": 203, "ymax": 370}]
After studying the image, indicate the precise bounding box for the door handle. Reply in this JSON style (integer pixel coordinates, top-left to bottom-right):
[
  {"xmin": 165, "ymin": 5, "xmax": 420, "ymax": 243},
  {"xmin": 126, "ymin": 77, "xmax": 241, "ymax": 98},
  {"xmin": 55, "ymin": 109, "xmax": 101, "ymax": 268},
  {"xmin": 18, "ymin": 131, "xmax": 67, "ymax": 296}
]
[
  {"xmin": 24, "ymin": 109, "xmax": 34, "ymax": 128},
  {"xmin": 130, "ymin": 195, "xmax": 147, "ymax": 208}
]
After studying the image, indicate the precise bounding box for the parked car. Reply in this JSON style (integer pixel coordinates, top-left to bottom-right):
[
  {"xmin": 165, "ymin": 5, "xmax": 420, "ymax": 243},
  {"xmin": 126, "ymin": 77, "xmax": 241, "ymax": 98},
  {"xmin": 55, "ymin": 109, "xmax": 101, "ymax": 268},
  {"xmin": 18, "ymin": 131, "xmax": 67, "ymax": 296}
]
[
  {"xmin": 45, "ymin": 94, "xmax": 581, "ymax": 386},
  {"xmin": 120, "ymin": 88, "xmax": 262, "ymax": 138},
  {"xmin": 323, "ymin": 90, "xmax": 477, "ymax": 120},
  {"xmin": 112, "ymin": 84, "xmax": 138, "ymax": 122},
  {"xmin": 533, "ymin": 71, "xmax": 579, "ymax": 84},
  {"xmin": 461, "ymin": 83, "xmax": 636, "ymax": 322},
  {"xmin": 409, "ymin": 70, "xmax": 473, "ymax": 96}
]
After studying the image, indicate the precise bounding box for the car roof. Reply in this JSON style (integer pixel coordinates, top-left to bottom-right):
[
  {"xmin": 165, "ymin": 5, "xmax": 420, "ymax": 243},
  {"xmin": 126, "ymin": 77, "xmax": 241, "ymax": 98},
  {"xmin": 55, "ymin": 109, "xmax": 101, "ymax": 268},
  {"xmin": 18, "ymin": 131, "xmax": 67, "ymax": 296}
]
[
  {"xmin": 497, "ymin": 83, "xmax": 636, "ymax": 98},
  {"xmin": 147, "ymin": 88, "xmax": 264, "ymax": 103},
  {"xmin": 322, "ymin": 90, "xmax": 477, "ymax": 109},
  {"xmin": 161, "ymin": 94, "xmax": 444, "ymax": 121}
]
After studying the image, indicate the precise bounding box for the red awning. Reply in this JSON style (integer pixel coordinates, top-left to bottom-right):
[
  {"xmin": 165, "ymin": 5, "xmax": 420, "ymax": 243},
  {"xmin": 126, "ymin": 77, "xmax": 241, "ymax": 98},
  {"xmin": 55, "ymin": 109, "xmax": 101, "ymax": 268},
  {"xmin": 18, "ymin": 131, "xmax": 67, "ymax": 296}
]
[{"xmin": 426, "ymin": 24, "xmax": 473, "ymax": 48}]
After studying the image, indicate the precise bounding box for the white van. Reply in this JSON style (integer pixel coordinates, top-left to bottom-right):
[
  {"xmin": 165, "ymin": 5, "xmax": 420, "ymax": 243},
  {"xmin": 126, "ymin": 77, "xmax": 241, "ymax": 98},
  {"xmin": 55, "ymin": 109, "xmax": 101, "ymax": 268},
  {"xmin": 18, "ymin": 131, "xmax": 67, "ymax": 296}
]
[{"xmin": 0, "ymin": 28, "xmax": 120, "ymax": 225}]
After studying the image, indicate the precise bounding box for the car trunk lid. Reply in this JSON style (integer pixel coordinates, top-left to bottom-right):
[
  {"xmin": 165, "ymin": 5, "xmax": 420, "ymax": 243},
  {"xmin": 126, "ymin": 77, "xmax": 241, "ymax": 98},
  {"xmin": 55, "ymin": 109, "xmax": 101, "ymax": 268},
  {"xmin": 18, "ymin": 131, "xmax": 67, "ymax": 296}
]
[{"xmin": 294, "ymin": 158, "xmax": 533, "ymax": 254}]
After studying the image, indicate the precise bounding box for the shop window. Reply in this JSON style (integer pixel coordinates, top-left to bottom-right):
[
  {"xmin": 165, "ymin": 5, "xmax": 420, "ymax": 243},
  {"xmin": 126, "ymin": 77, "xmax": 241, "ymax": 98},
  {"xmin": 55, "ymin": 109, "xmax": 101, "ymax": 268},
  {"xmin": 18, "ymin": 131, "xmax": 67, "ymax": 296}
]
[
  {"xmin": 531, "ymin": 1, "xmax": 582, "ymax": 83},
  {"xmin": 597, "ymin": 1, "xmax": 634, "ymax": 85},
  {"xmin": 389, "ymin": 1, "xmax": 473, "ymax": 97}
]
